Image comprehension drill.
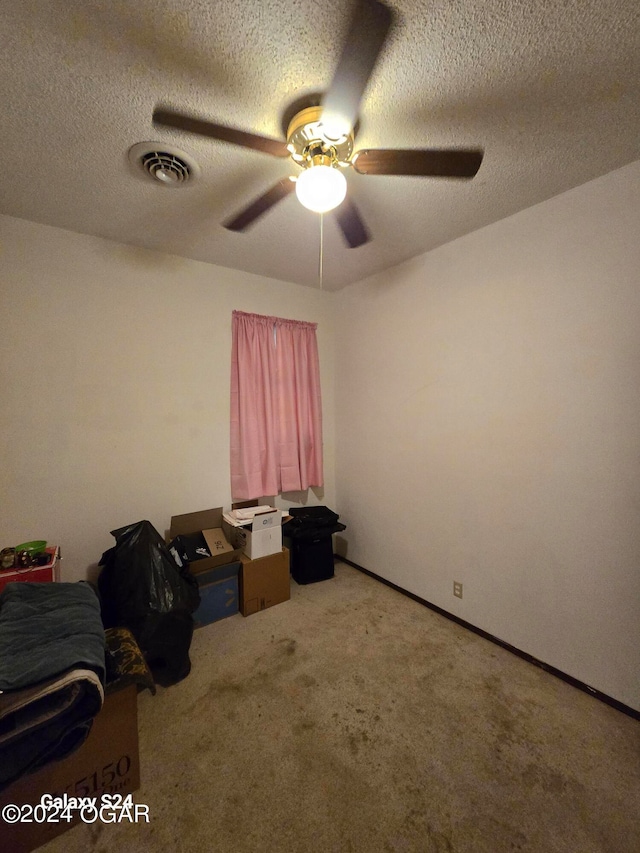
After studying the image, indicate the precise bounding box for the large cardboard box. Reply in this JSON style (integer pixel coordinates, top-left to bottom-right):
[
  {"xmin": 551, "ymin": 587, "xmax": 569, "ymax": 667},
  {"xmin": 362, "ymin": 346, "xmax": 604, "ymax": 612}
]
[
  {"xmin": 240, "ymin": 548, "xmax": 290, "ymax": 616},
  {"xmin": 169, "ymin": 508, "xmax": 242, "ymax": 574},
  {"xmin": 193, "ymin": 561, "xmax": 240, "ymax": 627},
  {"xmin": 0, "ymin": 684, "xmax": 140, "ymax": 853}
]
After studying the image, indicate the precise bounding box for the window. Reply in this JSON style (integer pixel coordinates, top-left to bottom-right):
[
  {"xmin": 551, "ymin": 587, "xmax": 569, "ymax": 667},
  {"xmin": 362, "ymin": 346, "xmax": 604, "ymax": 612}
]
[{"xmin": 230, "ymin": 311, "xmax": 323, "ymax": 500}]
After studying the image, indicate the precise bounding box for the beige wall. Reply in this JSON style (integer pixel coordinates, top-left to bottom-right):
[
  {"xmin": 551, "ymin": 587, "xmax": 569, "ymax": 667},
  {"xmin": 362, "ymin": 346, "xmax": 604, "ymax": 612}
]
[
  {"xmin": 334, "ymin": 160, "xmax": 640, "ymax": 711},
  {"xmin": 0, "ymin": 215, "xmax": 335, "ymax": 582},
  {"xmin": 2, "ymin": 160, "xmax": 639, "ymax": 711}
]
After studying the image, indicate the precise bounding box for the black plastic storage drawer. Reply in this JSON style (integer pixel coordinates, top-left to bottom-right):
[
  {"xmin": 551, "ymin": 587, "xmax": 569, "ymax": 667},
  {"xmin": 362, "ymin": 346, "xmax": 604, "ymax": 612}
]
[
  {"xmin": 288, "ymin": 534, "xmax": 335, "ymax": 585},
  {"xmin": 283, "ymin": 506, "xmax": 346, "ymax": 585}
]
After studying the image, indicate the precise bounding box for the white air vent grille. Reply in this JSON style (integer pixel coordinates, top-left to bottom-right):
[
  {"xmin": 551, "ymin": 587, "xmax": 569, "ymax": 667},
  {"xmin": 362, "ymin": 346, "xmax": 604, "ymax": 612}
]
[
  {"xmin": 141, "ymin": 151, "xmax": 191, "ymax": 184},
  {"xmin": 128, "ymin": 142, "xmax": 200, "ymax": 186}
]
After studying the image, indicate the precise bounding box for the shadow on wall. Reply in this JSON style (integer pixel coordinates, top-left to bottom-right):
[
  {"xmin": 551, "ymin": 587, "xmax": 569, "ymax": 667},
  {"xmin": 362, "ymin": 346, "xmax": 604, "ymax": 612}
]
[
  {"xmin": 274, "ymin": 486, "xmax": 325, "ymax": 507},
  {"xmin": 100, "ymin": 241, "xmax": 193, "ymax": 272},
  {"xmin": 85, "ymin": 562, "xmax": 102, "ymax": 586},
  {"xmin": 333, "ymin": 534, "xmax": 348, "ymax": 558}
]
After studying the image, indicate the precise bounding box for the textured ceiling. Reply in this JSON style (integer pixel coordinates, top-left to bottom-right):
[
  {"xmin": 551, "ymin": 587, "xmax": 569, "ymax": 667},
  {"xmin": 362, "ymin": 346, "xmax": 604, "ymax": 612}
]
[{"xmin": 1, "ymin": 0, "xmax": 639, "ymax": 290}]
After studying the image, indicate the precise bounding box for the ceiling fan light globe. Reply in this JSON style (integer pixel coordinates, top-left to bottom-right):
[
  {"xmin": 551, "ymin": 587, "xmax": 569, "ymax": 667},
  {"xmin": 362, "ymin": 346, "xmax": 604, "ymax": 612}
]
[{"xmin": 295, "ymin": 165, "xmax": 347, "ymax": 213}]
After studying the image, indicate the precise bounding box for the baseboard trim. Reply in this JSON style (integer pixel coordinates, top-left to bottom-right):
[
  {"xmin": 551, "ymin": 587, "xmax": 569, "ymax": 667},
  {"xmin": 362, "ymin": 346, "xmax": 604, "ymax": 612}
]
[{"xmin": 337, "ymin": 556, "xmax": 640, "ymax": 722}]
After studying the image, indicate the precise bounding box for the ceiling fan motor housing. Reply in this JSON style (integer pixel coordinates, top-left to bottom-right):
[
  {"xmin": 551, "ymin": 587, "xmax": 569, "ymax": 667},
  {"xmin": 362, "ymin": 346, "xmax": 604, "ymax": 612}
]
[{"xmin": 286, "ymin": 106, "xmax": 354, "ymax": 167}]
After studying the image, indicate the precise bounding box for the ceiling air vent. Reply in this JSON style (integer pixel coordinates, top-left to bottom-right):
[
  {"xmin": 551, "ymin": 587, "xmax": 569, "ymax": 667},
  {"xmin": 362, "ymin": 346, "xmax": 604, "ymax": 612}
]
[{"xmin": 128, "ymin": 142, "xmax": 200, "ymax": 186}]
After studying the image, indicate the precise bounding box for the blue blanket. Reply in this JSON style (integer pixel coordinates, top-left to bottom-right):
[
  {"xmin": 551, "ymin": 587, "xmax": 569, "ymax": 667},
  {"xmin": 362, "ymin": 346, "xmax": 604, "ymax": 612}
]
[
  {"xmin": 0, "ymin": 582, "xmax": 106, "ymax": 791},
  {"xmin": 0, "ymin": 582, "xmax": 105, "ymax": 690}
]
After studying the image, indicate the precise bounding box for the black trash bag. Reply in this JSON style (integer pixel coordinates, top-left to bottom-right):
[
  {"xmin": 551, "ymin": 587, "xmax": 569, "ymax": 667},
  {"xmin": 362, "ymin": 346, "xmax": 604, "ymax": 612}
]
[
  {"xmin": 135, "ymin": 610, "xmax": 195, "ymax": 687},
  {"xmin": 98, "ymin": 520, "xmax": 200, "ymax": 686}
]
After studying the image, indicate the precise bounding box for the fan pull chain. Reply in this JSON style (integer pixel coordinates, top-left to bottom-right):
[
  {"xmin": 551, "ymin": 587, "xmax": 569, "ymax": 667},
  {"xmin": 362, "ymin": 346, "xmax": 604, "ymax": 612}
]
[{"xmin": 318, "ymin": 213, "xmax": 324, "ymax": 290}]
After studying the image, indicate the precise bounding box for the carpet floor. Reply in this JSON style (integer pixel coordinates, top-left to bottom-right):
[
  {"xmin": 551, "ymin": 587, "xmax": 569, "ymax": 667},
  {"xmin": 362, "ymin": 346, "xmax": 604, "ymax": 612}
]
[{"xmin": 41, "ymin": 561, "xmax": 640, "ymax": 853}]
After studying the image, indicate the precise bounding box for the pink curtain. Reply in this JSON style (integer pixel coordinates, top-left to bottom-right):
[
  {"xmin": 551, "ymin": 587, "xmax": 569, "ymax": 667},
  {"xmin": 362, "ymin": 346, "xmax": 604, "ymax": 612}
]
[{"xmin": 230, "ymin": 311, "xmax": 323, "ymax": 500}]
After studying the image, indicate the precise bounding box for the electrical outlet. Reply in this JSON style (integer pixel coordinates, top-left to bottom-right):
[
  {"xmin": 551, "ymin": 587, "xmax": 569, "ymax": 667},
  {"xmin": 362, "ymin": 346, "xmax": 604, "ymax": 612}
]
[{"xmin": 453, "ymin": 581, "xmax": 463, "ymax": 599}]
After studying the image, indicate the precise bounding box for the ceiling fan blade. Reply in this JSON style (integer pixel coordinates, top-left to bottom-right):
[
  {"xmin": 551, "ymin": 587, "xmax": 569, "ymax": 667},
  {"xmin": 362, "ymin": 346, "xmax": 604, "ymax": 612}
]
[
  {"xmin": 321, "ymin": 0, "xmax": 394, "ymax": 139},
  {"xmin": 152, "ymin": 108, "xmax": 290, "ymax": 158},
  {"xmin": 334, "ymin": 196, "xmax": 371, "ymax": 248},
  {"xmin": 223, "ymin": 178, "xmax": 296, "ymax": 232},
  {"xmin": 352, "ymin": 148, "xmax": 484, "ymax": 177}
]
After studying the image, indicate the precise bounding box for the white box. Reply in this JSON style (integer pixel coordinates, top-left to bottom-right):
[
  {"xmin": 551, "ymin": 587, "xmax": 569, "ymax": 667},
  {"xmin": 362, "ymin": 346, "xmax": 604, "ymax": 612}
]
[
  {"xmin": 236, "ymin": 525, "xmax": 283, "ymax": 559},
  {"xmin": 250, "ymin": 509, "xmax": 280, "ymax": 530}
]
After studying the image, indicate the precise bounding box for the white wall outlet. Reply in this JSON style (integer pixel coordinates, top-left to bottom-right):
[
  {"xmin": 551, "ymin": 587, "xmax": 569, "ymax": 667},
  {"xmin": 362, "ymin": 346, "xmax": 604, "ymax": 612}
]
[{"xmin": 453, "ymin": 581, "xmax": 463, "ymax": 599}]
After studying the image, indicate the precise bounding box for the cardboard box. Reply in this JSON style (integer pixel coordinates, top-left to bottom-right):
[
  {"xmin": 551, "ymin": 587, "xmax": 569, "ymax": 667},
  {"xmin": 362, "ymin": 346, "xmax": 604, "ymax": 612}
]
[
  {"xmin": 240, "ymin": 548, "xmax": 290, "ymax": 616},
  {"xmin": 169, "ymin": 508, "xmax": 242, "ymax": 574},
  {"xmin": 245, "ymin": 509, "xmax": 280, "ymax": 530},
  {"xmin": 169, "ymin": 528, "xmax": 235, "ymax": 571},
  {"xmin": 222, "ymin": 505, "xmax": 291, "ymax": 560},
  {"xmin": 193, "ymin": 561, "xmax": 240, "ymax": 627},
  {"xmin": 235, "ymin": 524, "xmax": 283, "ymax": 560},
  {"xmin": 0, "ymin": 684, "xmax": 139, "ymax": 853}
]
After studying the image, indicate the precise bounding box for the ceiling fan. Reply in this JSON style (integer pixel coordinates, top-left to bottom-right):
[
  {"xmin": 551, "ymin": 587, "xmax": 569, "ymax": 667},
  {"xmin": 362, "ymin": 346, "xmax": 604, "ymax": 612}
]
[{"xmin": 152, "ymin": 0, "xmax": 483, "ymax": 249}]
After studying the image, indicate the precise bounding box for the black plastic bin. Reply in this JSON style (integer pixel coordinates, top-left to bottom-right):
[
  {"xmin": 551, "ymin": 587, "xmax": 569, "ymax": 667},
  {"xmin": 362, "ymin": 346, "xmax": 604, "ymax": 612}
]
[{"xmin": 283, "ymin": 507, "xmax": 346, "ymax": 585}]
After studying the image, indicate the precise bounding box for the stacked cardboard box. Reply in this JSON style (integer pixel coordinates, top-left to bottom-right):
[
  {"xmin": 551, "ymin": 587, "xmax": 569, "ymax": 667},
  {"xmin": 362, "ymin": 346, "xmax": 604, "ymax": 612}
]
[
  {"xmin": 169, "ymin": 508, "xmax": 243, "ymax": 627},
  {"xmin": 239, "ymin": 548, "xmax": 290, "ymax": 616},
  {"xmin": 169, "ymin": 507, "xmax": 290, "ymax": 624}
]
